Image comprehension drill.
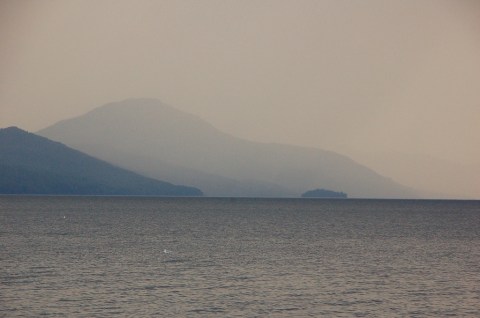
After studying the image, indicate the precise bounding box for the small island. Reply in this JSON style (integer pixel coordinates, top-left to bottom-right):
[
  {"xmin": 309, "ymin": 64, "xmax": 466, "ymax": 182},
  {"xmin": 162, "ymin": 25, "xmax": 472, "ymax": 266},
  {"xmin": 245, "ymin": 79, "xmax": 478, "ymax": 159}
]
[{"xmin": 301, "ymin": 188, "xmax": 347, "ymax": 199}]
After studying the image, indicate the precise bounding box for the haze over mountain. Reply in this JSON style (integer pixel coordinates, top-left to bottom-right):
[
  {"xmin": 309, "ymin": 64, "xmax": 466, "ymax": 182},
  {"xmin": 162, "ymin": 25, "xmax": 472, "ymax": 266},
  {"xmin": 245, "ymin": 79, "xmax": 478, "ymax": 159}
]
[
  {"xmin": 2, "ymin": 1, "xmax": 479, "ymax": 199},
  {"xmin": 0, "ymin": 126, "xmax": 202, "ymax": 196},
  {"xmin": 39, "ymin": 99, "xmax": 418, "ymax": 198}
]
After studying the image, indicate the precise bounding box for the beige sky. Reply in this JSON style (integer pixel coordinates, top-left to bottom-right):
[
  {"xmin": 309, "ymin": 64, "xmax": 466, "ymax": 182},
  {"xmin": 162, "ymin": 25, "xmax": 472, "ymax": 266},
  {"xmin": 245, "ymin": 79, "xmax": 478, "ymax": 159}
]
[{"xmin": 1, "ymin": 0, "xmax": 479, "ymax": 196}]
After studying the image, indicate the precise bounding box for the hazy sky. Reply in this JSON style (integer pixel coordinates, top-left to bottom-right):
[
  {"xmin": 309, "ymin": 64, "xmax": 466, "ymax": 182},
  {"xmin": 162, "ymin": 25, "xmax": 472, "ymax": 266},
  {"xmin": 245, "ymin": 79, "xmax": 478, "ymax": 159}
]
[{"xmin": 1, "ymin": 0, "xmax": 479, "ymax": 183}]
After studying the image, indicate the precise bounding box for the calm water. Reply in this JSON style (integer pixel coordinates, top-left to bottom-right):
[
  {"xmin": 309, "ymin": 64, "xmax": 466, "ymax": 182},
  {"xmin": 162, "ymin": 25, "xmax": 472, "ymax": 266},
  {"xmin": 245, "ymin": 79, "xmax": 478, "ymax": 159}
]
[{"xmin": 1, "ymin": 197, "xmax": 479, "ymax": 317}]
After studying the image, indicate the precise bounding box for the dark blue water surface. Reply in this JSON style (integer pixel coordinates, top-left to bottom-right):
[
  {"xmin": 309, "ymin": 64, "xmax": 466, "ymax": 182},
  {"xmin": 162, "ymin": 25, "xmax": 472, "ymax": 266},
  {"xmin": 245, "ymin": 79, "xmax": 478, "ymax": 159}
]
[{"xmin": 1, "ymin": 197, "xmax": 479, "ymax": 317}]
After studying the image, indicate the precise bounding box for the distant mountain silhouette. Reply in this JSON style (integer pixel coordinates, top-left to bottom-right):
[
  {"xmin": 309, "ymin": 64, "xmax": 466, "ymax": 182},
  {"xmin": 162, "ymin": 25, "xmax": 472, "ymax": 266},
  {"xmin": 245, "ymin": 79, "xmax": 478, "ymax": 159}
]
[
  {"xmin": 302, "ymin": 188, "xmax": 347, "ymax": 198},
  {"xmin": 0, "ymin": 127, "xmax": 202, "ymax": 196},
  {"xmin": 39, "ymin": 98, "xmax": 418, "ymax": 198}
]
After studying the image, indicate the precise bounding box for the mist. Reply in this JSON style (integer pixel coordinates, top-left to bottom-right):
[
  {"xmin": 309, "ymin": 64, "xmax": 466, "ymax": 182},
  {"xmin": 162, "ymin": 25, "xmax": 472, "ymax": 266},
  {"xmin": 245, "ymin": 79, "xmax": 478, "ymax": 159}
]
[{"xmin": 1, "ymin": 0, "xmax": 479, "ymax": 198}]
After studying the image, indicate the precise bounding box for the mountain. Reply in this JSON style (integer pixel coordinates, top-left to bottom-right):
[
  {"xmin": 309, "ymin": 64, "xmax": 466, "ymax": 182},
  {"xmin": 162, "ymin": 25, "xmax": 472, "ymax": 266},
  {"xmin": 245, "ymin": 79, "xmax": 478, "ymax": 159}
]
[
  {"xmin": 38, "ymin": 98, "xmax": 418, "ymax": 198},
  {"xmin": 0, "ymin": 127, "xmax": 202, "ymax": 196}
]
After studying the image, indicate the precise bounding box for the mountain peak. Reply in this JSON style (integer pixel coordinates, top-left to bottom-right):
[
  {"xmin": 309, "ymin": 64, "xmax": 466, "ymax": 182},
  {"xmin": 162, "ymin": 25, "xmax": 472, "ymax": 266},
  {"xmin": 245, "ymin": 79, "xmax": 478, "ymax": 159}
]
[
  {"xmin": 1, "ymin": 126, "xmax": 29, "ymax": 134},
  {"xmin": 90, "ymin": 98, "xmax": 177, "ymax": 115},
  {"xmin": 0, "ymin": 126, "xmax": 50, "ymax": 146}
]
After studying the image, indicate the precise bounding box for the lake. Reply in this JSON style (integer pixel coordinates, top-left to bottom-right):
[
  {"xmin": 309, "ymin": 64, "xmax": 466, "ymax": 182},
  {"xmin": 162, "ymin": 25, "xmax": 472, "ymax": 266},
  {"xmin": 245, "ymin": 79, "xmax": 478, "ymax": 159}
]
[{"xmin": 1, "ymin": 196, "xmax": 479, "ymax": 317}]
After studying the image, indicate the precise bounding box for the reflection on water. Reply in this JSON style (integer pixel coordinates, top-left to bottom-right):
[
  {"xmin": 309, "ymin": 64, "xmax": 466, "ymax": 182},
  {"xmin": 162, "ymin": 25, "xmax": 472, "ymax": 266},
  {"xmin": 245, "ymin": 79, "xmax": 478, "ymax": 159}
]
[{"xmin": 1, "ymin": 197, "xmax": 480, "ymax": 317}]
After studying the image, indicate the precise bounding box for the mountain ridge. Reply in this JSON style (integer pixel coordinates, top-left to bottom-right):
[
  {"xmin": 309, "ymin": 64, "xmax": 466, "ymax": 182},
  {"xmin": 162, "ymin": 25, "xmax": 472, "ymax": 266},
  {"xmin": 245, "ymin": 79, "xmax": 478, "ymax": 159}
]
[
  {"xmin": 0, "ymin": 126, "xmax": 203, "ymax": 196},
  {"xmin": 38, "ymin": 98, "xmax": 419, "ymax": 198}
]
